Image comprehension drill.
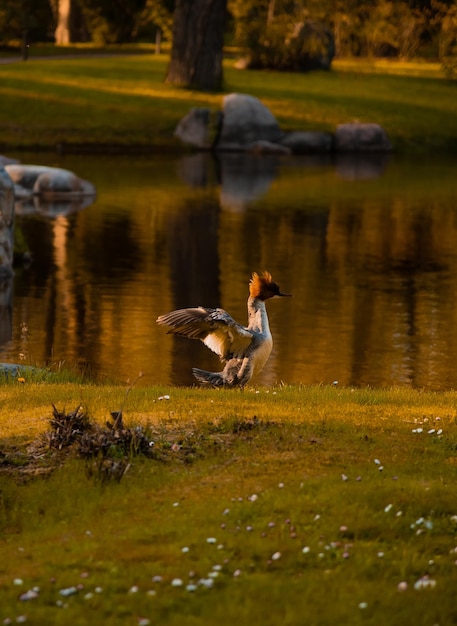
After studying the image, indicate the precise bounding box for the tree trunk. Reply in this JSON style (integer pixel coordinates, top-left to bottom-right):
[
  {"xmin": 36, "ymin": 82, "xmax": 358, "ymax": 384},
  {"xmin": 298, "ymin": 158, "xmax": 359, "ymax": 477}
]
[
  {"xmin": 166, "ymin": 0, "xmax": 227, "ymax": 91},
  {"xmin": 55, "ymin": 0, "xmax": 71, "ymax": 44},
  {"xmin": 54, "ymin": 0, "xmax": 89, "ymax": 44}
]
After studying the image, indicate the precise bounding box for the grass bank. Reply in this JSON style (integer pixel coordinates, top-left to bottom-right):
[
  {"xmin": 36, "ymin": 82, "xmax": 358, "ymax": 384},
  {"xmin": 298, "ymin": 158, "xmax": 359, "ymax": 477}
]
[
  {"xmin": 0, "ymin": 51, "xmax": 455, "ymax": 153},
  {"xmin": 1, "ymin": 381, "xmax": 457, "ymax": 625}
]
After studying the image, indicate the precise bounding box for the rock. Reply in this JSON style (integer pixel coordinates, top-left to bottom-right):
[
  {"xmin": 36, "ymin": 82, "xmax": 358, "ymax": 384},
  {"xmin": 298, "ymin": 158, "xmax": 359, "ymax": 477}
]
[
  {"xmin": 334, "ymin": 123, "xmax": 392, "ymax": 152},
  {"xmin": 217, "ymin": 93, "xmax": 283, "ymax": 151},
  {"xmin": 6, "ymin": 165, "xmax": 52, "ymax": 189},
  {"xmin": 0, "ymin": 155, "xmax": 20, "ymax": 167},
  {"xmin": 0, "ymin": 167, "xmax": 15, "ymax": 226},
  {"xmin": 33, "ymin": 170, "xmax": 95, "ymax": 199},
  {"xmin": 10, "ymin": 184, "xmax": 32, "ymax": 201},
  {"xmin": 174, "ymin": 108, "xmax": 211, "ymax": 149},
  {"xmin": 247, "ymin": 140, "xmax": 291, "ymax": 155},
  {"xmin": 281, "ymin": 131, "xmax": 333, "ymax": 154},
  {"xmin": 0, "ymin": 363, "xmax": 61, "ymax": 381},
  {"xmin": 174, "ymin": 95, "xmax": 394, "ymax": 155},
  {"xmin": 0, "ymin": 167, "xmax": 15, "ymax": 280},
  {"xmin": 0, "ymin": 228, "xmax": 14, "ymax": 279},
  {"xmin": 5, "ymin": 165, "xmax": 96, "ymax": 198}
]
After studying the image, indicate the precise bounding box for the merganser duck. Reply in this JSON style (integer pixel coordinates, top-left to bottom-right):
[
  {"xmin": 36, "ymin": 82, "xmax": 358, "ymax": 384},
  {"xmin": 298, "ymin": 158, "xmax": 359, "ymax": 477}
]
[{"xmin": 156, "ymin": 271, "xmax": 291, "ymax": 387}]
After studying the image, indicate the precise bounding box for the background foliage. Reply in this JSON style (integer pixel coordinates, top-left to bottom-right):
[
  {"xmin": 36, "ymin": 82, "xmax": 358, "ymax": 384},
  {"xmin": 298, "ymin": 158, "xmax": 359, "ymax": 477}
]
[{"xmin": 0, "ymin": 0, "xmax": 456, "ymax": 72}]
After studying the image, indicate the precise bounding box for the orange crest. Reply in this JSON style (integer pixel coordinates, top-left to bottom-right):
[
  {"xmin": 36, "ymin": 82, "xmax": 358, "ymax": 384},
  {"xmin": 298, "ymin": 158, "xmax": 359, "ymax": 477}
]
[{"xmin": 249, "ymin": 271, "xmax": 273, "ymax": 298}]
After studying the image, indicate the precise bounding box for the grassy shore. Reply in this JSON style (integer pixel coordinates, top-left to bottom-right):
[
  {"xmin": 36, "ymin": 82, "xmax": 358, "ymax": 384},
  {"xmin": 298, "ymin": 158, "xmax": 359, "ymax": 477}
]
[
  {"xmin": 0, "ymin": 49, "xmax": 455, "ymax": 153},
  {"xmin": 1, "ymin": 381, "xmax": 457, "ymax": 625}
]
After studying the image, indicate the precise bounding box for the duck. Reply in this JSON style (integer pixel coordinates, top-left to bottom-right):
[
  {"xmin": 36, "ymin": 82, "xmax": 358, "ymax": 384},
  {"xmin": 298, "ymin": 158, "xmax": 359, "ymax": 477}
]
[{"xmin": 156, "ymin": 271, "xmax": 291, "ymax": 387}]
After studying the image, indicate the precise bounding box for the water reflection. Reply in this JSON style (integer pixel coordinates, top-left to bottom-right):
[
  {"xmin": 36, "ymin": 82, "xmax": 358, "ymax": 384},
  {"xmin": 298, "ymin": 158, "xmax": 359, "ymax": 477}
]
[
  {"xmin": 334, "ymin": 153, "xmax": 390, "ymax": 180},
  {"xmin": 16, "ymin": 195, "xmax": 95, "ymax": 217},
  {"xmin": 3, "ymin": 152, "xmax": 457, "ymax": 390}
]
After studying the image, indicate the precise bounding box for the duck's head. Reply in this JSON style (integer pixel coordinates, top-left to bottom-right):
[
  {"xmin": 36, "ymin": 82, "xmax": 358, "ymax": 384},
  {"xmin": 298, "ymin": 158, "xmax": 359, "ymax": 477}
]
[{"xmin": 249, "ymin": 271, "xmax": 292, "ymax": 301}]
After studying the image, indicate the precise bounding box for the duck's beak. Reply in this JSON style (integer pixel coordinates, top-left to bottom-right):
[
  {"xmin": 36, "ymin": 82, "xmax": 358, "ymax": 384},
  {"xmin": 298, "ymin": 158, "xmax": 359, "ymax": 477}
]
[{"xmin": 279, "ymin": 291, "xmax": 292, "ymax": 297}]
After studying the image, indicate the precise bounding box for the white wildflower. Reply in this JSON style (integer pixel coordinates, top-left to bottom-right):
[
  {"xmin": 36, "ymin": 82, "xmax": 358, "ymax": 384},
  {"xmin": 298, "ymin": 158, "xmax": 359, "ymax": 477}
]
[{"xmin": 414, "ymin": 576, "xmax": 436, "ymax": 590}]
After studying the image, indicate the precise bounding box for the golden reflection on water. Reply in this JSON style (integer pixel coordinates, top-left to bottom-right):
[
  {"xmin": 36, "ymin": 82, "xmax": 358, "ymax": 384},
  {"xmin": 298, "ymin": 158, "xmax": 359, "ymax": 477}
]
[{"xmin": 4, "ymin": 152, "xmax": 457, "ymax": 390}]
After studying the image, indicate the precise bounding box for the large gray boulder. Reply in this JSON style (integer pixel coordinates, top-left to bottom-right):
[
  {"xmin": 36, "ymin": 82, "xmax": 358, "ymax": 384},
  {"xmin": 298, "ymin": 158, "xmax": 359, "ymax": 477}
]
[
  {"xmin": 5, "ymin": 165, "xmax": 96, "ymax": 199},
  {"xmin": 217, "ymin": 93, "xmax": 283, "ymax": 151},
  {"xmin": 334, "ymin": 123, "xmax": 392, "ymax": 152}
]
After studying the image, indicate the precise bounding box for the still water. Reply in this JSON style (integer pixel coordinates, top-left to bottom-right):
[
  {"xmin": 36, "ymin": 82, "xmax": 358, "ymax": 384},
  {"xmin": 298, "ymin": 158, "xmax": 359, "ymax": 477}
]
[{"xmin": 2, "ymin": 151, "xmax": 457, "ymax": 390}]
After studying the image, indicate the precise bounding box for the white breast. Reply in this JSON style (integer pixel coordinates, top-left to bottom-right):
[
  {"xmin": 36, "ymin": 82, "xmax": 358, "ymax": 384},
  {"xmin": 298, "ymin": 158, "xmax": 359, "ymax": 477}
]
[{"xmin": 251, "ymin": 337, "xmax": 273, "ymax": 377}]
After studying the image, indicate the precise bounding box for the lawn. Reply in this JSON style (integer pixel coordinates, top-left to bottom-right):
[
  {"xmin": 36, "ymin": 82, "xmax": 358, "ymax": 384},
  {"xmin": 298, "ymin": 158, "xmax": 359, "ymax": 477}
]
[
  {"xmin": 0, "ymin": 51, "xmax": 455, "ymax": 152},
  {"xmin": 1, "ymin": 381, "xmax": 456, "ymax": 625}
]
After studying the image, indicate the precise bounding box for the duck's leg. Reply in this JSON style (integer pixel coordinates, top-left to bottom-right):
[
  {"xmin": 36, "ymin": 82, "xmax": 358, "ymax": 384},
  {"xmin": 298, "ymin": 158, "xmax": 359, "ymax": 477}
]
[
  {"xmin": 192, "ymin": 358, "xmax": 242, "ymax": 388},
  {"xmin": 235, "ymin": 358, "xmax": 253, "ymax": 388}
]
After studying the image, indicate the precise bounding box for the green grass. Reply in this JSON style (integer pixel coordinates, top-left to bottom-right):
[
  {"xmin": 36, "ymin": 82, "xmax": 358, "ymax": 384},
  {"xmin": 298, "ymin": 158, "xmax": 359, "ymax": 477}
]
[
  {"xmin": 1, "ymin": 382, "xmax": 457, "ymax": 625},
  {"xmin": 0, "ymin": 42, "xmax": 171, "ymax": 60},
  {"xmin": 0, "ymin": 52, "xmax": 455, "ymax": 152}
]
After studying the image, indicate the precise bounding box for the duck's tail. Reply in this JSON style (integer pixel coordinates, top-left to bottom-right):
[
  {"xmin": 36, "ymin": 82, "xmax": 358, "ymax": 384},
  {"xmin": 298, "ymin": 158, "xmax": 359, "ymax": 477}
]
[{"xmin": 192, "ymin": 368, "xmax": 226, "ymax": 387}]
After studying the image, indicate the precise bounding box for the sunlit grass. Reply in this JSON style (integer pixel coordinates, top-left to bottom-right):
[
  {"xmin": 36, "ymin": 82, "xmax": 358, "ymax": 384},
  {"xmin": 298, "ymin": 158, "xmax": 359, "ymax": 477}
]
[
  {"xmin": 1, "ymin": 382, "xmax": 457, "ymax": 624},
  {"xmin": 0, "ymin": 53, "xmax": 455, "ymax": 151},
  {"xmin": 333, "ymin": 57, "xmax": 445, "ymax": 78}
]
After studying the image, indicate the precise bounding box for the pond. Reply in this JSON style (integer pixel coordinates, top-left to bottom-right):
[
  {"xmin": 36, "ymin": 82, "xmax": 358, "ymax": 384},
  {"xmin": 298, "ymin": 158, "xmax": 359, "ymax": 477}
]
[{"xmin": 2, "ymin": 150, "xmax": 457, "ymax": 390}]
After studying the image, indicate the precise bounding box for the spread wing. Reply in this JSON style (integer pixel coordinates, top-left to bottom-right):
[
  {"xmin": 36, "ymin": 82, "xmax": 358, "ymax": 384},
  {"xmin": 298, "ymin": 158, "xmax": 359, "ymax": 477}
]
[{"xmin": 156, "ymin": 306, "xmax": 253, "ymax": 361}]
